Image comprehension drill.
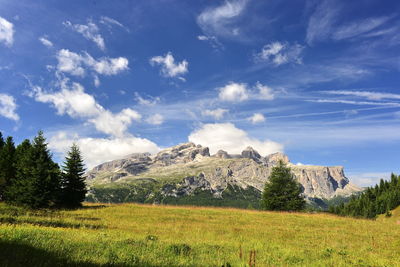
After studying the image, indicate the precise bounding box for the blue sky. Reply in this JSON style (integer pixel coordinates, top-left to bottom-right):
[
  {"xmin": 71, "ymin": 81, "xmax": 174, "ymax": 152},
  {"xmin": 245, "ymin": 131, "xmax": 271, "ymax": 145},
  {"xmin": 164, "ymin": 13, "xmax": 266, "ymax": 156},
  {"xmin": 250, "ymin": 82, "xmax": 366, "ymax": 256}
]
[{"xmin": 0, "ymin": 0, "xmax": 399, "ymax": 186}]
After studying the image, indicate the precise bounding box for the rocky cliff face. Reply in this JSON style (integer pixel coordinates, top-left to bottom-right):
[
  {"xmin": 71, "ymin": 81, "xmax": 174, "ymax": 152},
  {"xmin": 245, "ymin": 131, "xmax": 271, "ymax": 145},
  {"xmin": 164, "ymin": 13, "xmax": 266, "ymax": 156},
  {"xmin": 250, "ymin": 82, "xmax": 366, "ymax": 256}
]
[{"xmin": 86, "ymin": 142, "xmax": 361, "ymax": 202}]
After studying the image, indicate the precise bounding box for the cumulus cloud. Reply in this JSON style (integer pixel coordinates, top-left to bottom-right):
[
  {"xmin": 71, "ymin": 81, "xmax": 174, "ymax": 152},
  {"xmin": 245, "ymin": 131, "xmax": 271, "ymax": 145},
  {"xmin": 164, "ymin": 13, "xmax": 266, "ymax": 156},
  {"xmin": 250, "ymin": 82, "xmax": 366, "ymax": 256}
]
[
  {"xmin": 64, "ymin": 20, "xmax": 105, "ymax": 50},
  {"xmin": 0, "ymin": 93, "xmax": 19, "ymax": 121},
  {"xmin": 56, "ymin": 49, "xmax": 129, "ymax": 78},
  {"xmin": 49, "ymin": 131, "xmax": 160, "ymax": 168},
  {"xmin": 149, "ymin": 52, "xmax": 188, "ymax": 79},
  {"xmin": 255, "ymin": 41, "xmax": 304, "ymax": 65},
  {"xmin": 0, "ymin": 16, "xmax": 14, "ymax": 47},
  {"xmin": 218, "ymin": 82, "xmax": 275, "ymax": 102},
  {"xmin": 255, "ymin": 82, "xmax": 274, "ymax": 100},
  {"xmin": 201, "ymin": 108, "xmax": 228, "ymax": 120},
  {"xmin": 39, "ymin": 36, "xmax": 53, "ymax": 47},
  {"xmin": 218, "ymin": 82, "xmax": 249, "ymax": 102},
  {"xmin": 146, "ymin": 114, "xmax": 164, "ymax": 125},
  {"xmin": 321, "ymin": 90, "xmax": 400, "ymax": 101},
  {"xmin": 248, "ymin": 113, "xmax": 265, "ymax": 124},
  {"xmin": 134, "ymin": 92, "xmax": 161, "ymax": 106},
  {"xmin": 188, "ymin": 122, "xmax": 283, "ymax": 156},
  {"xmin": 197, "ymin": 0, "xmax": 248, "ymax": 38},
  {"xmin": 30, "ymin": 80, "xmax": 141, "ymax": 137}
]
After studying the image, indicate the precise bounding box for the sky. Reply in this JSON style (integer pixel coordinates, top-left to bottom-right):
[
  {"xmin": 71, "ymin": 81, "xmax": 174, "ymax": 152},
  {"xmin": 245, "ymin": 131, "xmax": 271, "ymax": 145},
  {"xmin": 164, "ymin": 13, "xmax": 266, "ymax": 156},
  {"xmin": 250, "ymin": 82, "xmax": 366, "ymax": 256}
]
[{"xmin": 0, "ymin": 0, "xmax": 399, "ymax": 187}]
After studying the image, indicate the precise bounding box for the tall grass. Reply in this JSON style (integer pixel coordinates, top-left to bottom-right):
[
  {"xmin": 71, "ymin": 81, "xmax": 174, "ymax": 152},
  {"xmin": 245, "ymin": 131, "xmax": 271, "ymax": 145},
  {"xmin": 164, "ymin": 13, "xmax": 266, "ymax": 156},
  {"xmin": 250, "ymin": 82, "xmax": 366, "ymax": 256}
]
[{"xmin": 1, "ymin": 203, "xmax": 399, "ymax": 266}]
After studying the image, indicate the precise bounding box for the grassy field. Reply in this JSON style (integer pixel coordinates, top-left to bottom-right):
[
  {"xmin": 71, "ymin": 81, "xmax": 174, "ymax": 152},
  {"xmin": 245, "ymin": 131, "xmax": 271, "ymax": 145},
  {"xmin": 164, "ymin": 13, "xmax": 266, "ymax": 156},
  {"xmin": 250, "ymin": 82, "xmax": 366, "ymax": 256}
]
[{"xmin": 0, "ymin": 203, "xmax": 399, "ymax": 266}]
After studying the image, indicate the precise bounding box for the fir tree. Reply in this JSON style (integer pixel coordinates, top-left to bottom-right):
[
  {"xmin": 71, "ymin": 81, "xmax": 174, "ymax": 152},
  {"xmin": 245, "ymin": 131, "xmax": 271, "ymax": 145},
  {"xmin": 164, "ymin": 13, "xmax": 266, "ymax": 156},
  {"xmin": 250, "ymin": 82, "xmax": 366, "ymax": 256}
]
[
  {"xmin": 59, "ymin": 144, "xmax": 87, "ymax": 208},
  {"xmin": 0, "ymin": 136, "xmax": 16, "ymax": 200},
  {"xmin": 261, "ymin": 160, "xmax": 306, "ymax": 211}
]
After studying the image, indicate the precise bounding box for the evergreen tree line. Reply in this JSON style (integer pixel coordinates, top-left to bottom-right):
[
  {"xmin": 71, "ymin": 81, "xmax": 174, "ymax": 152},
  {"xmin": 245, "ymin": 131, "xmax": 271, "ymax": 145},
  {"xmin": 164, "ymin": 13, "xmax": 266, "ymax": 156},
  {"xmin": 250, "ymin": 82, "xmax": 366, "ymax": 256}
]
[
  {"xmin": 0, "ymin": 131, "xmax": 87, "ymax": 209},
  {"xmin": 329, "ymin": 174, "xmax": 400, "ymax": 219}
]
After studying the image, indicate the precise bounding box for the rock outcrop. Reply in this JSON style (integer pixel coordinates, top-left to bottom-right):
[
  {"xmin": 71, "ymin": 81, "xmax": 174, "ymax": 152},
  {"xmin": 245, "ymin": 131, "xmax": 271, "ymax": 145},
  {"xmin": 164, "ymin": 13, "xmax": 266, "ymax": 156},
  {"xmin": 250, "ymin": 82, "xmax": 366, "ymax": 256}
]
[{"xmin": 86, "ymin": 142, "xmax": 361, "ymax": 202}]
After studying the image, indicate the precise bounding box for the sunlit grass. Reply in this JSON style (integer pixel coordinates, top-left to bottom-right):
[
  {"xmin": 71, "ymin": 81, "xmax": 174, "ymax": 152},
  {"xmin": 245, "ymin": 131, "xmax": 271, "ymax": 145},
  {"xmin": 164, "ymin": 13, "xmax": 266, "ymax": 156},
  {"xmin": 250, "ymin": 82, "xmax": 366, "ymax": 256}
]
[{"xmin": 1, "ymin": 202, "xmax": 399, "ymax": 266}]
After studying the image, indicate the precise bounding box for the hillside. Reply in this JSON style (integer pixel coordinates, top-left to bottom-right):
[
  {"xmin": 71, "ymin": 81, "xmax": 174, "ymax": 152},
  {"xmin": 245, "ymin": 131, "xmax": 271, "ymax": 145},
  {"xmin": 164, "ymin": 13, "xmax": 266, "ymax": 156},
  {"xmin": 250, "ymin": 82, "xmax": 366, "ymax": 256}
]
[
  {"xmin": 0, "ymin": 202, "xmax": 399, "ymax": 266},
  {"xmin": 86, "ymin": 143, "xmax": 361, "ymax": 208}
]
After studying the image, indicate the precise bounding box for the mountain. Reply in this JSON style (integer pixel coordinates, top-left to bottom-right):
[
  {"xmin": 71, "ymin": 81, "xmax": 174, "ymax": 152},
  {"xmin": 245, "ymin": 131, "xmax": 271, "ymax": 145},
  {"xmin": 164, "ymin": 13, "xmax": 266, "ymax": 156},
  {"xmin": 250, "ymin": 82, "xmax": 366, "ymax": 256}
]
[{"xmin": 86, "ymin": 142, "xmax": 361, "ymax": 208}]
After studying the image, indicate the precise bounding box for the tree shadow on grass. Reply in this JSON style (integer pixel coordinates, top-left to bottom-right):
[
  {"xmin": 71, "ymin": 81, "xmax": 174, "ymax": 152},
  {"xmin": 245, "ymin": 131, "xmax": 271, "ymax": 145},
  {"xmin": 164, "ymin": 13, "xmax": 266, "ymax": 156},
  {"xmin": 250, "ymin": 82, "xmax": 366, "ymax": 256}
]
[{"xmin": 0, "ymin": 241, "xmax": 175, "ymax": 267}]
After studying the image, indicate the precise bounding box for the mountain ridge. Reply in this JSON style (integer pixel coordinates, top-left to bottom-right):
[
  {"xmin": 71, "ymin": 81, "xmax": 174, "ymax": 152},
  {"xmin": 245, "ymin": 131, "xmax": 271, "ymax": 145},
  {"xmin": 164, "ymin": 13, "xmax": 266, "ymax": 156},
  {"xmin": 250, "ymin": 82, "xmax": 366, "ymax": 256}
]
[{"xmin": 86, "ymin": 142, "xmax": 361, "ymax": 206}]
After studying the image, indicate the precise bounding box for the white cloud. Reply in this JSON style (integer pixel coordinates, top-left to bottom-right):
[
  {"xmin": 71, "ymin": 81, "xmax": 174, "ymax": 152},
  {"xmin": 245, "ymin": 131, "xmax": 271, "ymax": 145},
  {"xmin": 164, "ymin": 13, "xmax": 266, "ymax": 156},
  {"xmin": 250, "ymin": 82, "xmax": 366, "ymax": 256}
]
[
  {"xmin": 306, "ymin": 0, "xmax": 339, "ymax": 45},
  {"xmin": 197, "ymin": 0, "xmax": 248, "ymax": 38},
  {"xmin": 0, "ymin": 93, "xmax": 19, "ymax": 121},
  {"xmin": 99, "ymin": 16, "xmax": 128, "ymax": 31},
  {"xmin": 218, "ymin": 82, "xmax": 275, "ymax": 102},
  {"xmin": 134, "ymin": 92, "xmax": 160, "ymax": 106},
  {"xmin": 255, "ymin": 82, "xmax": 274, "ymax": 100},
  {"xmin": 56, "ymin": 49, "xmax": 129, "ymax": 77},
  {"xmin": 0, "ymin": 17, "xmax": 14, "ymax": 47},
  {"xmin": 311, "ymin": 99, "xmax": 400, "ymax": 107},
  {"xmin": 197, "ymin": 35, "xmax": 223, "ymax": 50},
  {"xmin": 49, "ymin": 131, "xmax": 160, "ymax": 169},
  {"xmin": 218, "ymin": 82, "xmax": 249, "ymax": 102},
  {"xmin": 64, "ymin": 20, "xmax": 105, "ymax": 50},
  {"xmin": 332, "ymin": 16, "xmax": 392, "ymax": 40},
  {"xmin": 188, "ymin": 122, "xmax": 283, "ymax": 156},
  {"xmin": 255, "ymin": 41, "xmax": 304, "ymax": 65},
  {"xmin": 202, "ymin": 108, "xmax": 228, "ymax": 120},
  {"xmin": 248, "ymin": 113, "xmax": 265, "ymax": 124},
  {"xmin": 321, "ymin": 90, "xmax": 400, "ymax": 101},
  {"xmin": 31, "ymin": 80, "xmax": 141, "ymax": 137},
  {"xmin": 39, "ymin": 36, "xmax": 53, "ymax": 47},
  {"xmin": 89, "ymin": 109, "xmax": 141, "ymax": 137},
  {"xmin": 57, "ymin": 49, "xmax": 86, "ymax": 76},
  {"xmin": 347, "ymin": 172, "xmax": 391, "ymax": 187},
  {"xmin": 146, "ymin": 114, "xmax": 164, "ymax": 125},
  {"xmin": 149, "ymin": 52, "xmax": 188, "ymax": 79}
]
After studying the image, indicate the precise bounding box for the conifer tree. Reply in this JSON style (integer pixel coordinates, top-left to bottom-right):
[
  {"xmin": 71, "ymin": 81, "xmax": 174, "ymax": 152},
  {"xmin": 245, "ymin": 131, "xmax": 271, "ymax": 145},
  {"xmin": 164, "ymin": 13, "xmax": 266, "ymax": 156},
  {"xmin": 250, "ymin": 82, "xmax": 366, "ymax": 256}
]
[
  {"xmin": 29, "ymin": 131, "xmax": 61, "ymax": 208},
  {"xmin": 4, "ymin": 139, "xmax": 34, "ymax": 205},
  {"xmin": 0, "ymin": 136, "xmax": 16, "ymax": 200},
  {"xmin": 59, "ymin": 144, "xmax": 87, "ymax": 208},
  {"xmin": 261, "ymin": 160, "xmax": 306, "ymax": 211}
]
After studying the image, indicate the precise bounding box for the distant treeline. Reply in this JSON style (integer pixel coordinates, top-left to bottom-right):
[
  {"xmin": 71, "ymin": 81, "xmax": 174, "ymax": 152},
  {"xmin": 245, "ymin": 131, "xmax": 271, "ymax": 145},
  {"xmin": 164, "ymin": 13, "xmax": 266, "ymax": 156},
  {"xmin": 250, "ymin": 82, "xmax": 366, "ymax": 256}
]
[
  {"xmin": 0, "ymin": 131, "xmax": 86, "ymax": 209},
  {"xmin": 329, "ymin": 174, "xmax": 400, "ymax": 219}
]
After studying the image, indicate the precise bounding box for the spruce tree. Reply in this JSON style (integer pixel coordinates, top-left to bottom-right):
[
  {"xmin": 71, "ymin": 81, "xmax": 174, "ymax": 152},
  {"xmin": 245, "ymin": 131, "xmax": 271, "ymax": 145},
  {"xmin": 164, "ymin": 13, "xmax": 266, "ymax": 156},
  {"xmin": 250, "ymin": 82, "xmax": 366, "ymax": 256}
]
[
  {"xmin": 0, "ymin": 136, "xmax": 16, "ymax": 200},
  {"xmin": 60, "ymin": 143, "xmax": 87, "ymax": 208},
  {"xmin": 261, "ymin": 160, "xmax": 306, "ymax": 211},
  {"xmin": 4, "ymin": 139, "xmax": 34, "ymax": 205},
  {"xmin": 29, "ymin": 131, "xmax": 61, "ymax": 208}
]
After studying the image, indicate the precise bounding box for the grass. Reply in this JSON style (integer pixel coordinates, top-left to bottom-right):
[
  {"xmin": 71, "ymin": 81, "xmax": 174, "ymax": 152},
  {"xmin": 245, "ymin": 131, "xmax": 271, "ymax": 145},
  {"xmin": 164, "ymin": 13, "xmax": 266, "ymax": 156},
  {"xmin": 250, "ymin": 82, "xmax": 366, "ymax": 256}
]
[{"xmin": 0, "ymin": 202, "xmax": 399, "ymax": 266}]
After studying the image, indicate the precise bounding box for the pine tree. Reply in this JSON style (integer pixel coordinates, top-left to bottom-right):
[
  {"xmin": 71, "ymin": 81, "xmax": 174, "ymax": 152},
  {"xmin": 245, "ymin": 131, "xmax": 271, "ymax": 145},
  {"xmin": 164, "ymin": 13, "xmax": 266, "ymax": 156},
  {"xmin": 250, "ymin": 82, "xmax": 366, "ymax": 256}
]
[
  {"xmin": 261, "ymin": 160, "xmax": 306, "ymax": 211},
  {"xmin": 59, "ymin": 143, "xmax": 87, "ymax": 208},
  {"xmin": 0, "ymin": 136, "xmax": 16, "ymax": 200}
]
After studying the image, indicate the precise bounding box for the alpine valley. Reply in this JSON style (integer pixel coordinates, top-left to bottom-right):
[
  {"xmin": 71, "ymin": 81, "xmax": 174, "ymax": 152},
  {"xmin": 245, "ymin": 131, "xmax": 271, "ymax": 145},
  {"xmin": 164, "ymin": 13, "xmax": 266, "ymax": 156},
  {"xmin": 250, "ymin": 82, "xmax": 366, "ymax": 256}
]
[{"xmin": 85, "ymin": 143, "xmax": 361, "ymax": 209}]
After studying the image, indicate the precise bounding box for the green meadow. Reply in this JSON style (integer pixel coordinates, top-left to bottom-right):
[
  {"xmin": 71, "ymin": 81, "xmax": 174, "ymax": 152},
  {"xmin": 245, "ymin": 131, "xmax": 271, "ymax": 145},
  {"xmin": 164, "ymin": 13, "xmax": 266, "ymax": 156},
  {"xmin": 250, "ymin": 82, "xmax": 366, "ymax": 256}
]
[{"xmin": 0, "ymin": 203, "xmax": 399, "ymax": 267}]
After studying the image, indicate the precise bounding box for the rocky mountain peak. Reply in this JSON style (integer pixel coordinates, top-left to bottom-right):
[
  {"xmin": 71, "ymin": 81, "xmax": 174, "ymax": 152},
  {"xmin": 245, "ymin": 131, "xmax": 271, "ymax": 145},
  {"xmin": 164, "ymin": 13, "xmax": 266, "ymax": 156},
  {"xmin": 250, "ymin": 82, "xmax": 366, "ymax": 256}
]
[
  {"xmin": 241, "ymin": 146, "xmax": 261, "ymax": 161},
  {"xmin": 153, "ymin": 142, "xmax": 210, "ymax": 166},
  {"xmin": 265, "ymin": 152, "xmax": 290, "ymax": 166},
  {"xmin": 214, "ymin": 150, "xmax": 230, "ymax": 159}
]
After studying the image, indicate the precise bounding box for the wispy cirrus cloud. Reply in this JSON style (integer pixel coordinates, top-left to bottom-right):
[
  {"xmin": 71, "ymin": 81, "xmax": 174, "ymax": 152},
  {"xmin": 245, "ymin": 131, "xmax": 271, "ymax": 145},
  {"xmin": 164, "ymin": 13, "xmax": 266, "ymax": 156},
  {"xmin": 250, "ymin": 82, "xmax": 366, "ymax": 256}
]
[
  {"xmin": 197, "ymin": 0, "xmax": 248, "ymax": 39},
  {"xmin": 309, "ymin": 99, "xmax": 400, "ymax": 107},
  {"xmin": 306, "ymin": 0, "xmax": 395, "ymax": 44},
  {"xmin": 64, "ymin": 20, "xmax": 105, "ymax": 50},
  {"xmin": 321, "ymin": 90, "xmax": 400, "ymax": 100},
  {"xmin": 39, "ymin": 36, "xmax": 53, "ymax": 47}
]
